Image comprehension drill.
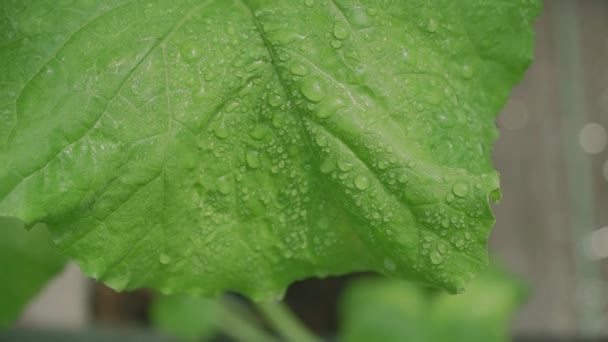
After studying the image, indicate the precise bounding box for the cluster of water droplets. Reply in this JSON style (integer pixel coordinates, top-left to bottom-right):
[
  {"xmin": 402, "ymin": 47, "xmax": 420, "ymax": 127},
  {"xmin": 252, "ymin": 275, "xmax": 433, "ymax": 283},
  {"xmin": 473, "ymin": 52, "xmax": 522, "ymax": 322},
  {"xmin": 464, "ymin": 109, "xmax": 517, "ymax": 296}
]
[{"xmin": 106, "ymin": 0, "xmax": 500, "ymax": 295}]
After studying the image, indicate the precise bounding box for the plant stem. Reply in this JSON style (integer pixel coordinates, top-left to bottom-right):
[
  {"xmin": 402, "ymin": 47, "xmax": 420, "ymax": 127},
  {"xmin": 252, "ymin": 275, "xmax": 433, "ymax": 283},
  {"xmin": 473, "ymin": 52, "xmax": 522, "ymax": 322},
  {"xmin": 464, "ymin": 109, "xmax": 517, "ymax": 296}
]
[
  {"xmin": 216, "ymin": 298, "xmax": 279, "ymax": 342},
  {"xmin": 256, "ymin": 301, "xmax": 321, "ymax": 342}
]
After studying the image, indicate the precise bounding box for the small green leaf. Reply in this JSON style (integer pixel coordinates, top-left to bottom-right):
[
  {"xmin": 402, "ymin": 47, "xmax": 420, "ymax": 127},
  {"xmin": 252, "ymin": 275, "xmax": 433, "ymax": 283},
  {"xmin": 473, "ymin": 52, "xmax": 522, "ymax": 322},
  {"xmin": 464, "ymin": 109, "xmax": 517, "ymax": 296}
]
[
  {"xmin": 0, "ymin": 218, "xmax": 66, "ymax": 328},
  {"xmin": 0, "ymin": 0, "xmax": 540, "ymax": 299},
  {"xmin": 150, "ymin": 294, "xmax": 219, "ymax": 340},
  {"xmin": 339, "ymin": 268, "xmax": 526, "ymax": 342}
]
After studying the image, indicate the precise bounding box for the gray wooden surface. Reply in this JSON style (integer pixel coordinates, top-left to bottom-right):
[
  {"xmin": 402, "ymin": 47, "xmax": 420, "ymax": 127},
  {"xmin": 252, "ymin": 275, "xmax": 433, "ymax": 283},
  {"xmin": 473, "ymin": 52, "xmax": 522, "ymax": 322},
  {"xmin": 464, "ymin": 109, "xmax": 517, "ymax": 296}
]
[{"xmin": 490, "ymin": 0, "xmax": 608, "ymax": 336}]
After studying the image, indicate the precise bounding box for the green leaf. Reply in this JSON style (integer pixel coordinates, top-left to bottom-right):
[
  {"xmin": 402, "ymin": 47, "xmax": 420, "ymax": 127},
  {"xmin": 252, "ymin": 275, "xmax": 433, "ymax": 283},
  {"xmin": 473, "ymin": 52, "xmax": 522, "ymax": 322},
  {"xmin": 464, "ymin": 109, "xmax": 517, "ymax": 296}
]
[
  {"xmin": 0, "ymin": 0, "xmax": 540, "ymax": 299},
  {"xmin": 150, "ymin": 294, "xmax": 219, "ymax": 340},
  {"xmin": 0, "ymin": 218, "xmax": 66, "ymax": 328},
  {"xmin": 339, "ymin": 268, "xmax": 526, "ymax": 342}
]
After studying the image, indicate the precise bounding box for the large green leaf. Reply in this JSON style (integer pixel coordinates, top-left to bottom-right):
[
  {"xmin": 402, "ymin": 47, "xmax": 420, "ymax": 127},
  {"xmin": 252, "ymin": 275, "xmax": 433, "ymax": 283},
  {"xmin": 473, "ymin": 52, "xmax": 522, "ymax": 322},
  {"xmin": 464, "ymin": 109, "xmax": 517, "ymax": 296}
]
[
  {"xmin": 0, "ymin": 218, "xmax": 66, "ymax": 328},
  {"xmin": 0, "ymin": 0, "xmax": 539, "ymax": 299},
  {"xmin": 339, "ymin": 268, "xmax": 526, "ymax": 342}
]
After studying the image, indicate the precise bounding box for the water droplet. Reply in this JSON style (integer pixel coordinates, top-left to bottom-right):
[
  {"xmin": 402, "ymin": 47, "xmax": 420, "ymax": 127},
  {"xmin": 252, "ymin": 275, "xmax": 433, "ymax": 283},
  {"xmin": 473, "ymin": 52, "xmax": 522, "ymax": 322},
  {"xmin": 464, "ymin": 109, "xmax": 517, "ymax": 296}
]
[
  {"xmin": 272, "ymin": 114, "xmax": 283, "ymax": 128},
  {"xmin": 446, "ymin": 193, "xmax": 455, "ymax": 203},
  {"xmin": 290, "ymin": 62, "xmax": 310, "ymax": 76},
  {"xmin": 316, "ymin": 97, "xmax": 344, "ymax": 119},
  {"xmin": 268, "ymin": 93, "xmax": 284, "ymax": 107},
  {"xmin": 437, "ymin": 243, "xmax": 447, "ymax": 254},
  {"xmin": 180, "ymin": 42, "xmax": 201, "ymax": 63},
  {"xmin": 300, "ymin": 78, "xmax": 326, "ymax": 102},
  {"xmin": 212, "ymin": 120, "xmax": 229, "ymax": 139},
  {"xmin": 320, "ymin": 158, "xmax": 335, "ymax": 174},
  {"xmin": 225, "ymin": 101, "xmax": 239, "ymax": 113},
  {"xmin": 315, "ymin": 134, "xmax": 328, "ymax": 147},
  {"xmin": 398, "ymin": 173, "xmax": 408, "ymax": 184},
  {"xmin": 250, "ymin": 124, "xmax": 267, "ymax": 140},
  {"xmin": 246, "ymin": 150, "xmax": 261, "ymax": 168},
  {"xmin": 378, "ymin": 159, "xmax": 389, "ymax": 170},
  {"xmin": 461, "ymin": 64, "xmax": 473, "ymax": 79},
  {"xmin": 333, "ymin": 21, "xmax": 349, "ymax": 40},
  {"xmin": 425, "ymin": 18, "xmax": 438, "ymax": 33},
  {"xmin": 441, "ymin": 218, "xmax": 450, "ymax": 228},
  {"xmin": 452, "ymin": 181, "xmax": 469, "ymax": 197},
  {"xmin": 330, "ymin": 39, "xmax": 342, "ymax": 49},
  {"xmin": 217, "ymin": 176, "xmax": 232, "ymax": 194},
  {"xmin": 338, "ymin": 160, "xmax": 353, "ymax": 172},
  {"xmin": 354, "ymin": 174, "xmax": 371, "ymax": 190},
  {"xmin": 430, "ymin": 250, "xmax": 444, "ymax": 265},
  {"xmin": 304, "ymin": 0, "xmax": 314, "ymax": 7},
  {"xmin": 160, "ymin": 253, "xmax": 172, "ymax": 265},
  {"xmin": 105, "ymin": 274, "xmax": 130, "ymax": 291}
]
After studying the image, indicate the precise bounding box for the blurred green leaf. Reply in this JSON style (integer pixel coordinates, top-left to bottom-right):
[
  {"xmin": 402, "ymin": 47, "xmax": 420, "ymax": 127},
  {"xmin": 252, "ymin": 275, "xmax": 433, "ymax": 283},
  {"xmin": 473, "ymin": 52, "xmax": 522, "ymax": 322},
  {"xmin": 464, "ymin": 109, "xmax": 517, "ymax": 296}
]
[
  {"xmin": 339, "ymin": 268, "xmax": 525, "ymax": 342},
  {"xmin": 0, "ymin": 217, "xmax": 66, "ymax": 328},
  {"xmin": 150, "ymin": 294, "xmax": 219, "ymax": 341}
]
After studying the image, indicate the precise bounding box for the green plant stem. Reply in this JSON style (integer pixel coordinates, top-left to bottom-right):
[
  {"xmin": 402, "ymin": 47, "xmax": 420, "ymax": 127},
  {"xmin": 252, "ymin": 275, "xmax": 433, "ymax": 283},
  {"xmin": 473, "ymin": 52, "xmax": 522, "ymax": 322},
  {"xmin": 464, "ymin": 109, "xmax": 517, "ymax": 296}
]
[
  {"xmin": 256, "ymin": 301, "xmax": 321, "ymax": 342},
  {"xmin": 216, "ymin": 299, "xmax": 279, "ymax": 342}
]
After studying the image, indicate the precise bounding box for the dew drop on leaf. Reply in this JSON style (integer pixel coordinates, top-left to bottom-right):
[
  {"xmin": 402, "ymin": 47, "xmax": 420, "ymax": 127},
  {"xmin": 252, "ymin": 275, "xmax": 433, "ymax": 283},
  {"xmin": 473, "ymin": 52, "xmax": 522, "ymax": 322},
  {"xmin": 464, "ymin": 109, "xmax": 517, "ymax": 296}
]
[
  {"xmin": 430, "ymin": 250, "xmax": 444, "ymax": 265},
  {"xmin": 290, "ymin": 62, "xmax": 310, "ymax": 76},
  {"xmin": 338, "ymin": 160, "xmax": 354, "ymax": 172},
  {"xmin": 425, "ymin": 18, "xmax": 438, "ymax": 33},
  {"xmin": 245, "ymin": 150, "xmax": 261, "ymax": 169},
  {"xmin": 268, "ymin": 93, "xmax": 283, "ymax": 107},
  {"xmin": 212, "ymin": 120, "xmax": 229, "ymax": 139},
  {"xmin": 320, "ymin": 158, "xmax": 335, "ymax": 174},
  {"xmin": 180, "ymin": 42, "xmax": 201, "ymax": 63},
  {"xmin": 354, "ymin": 174, "xmax": 371, "ymax": 190},
  {"xmin": 333, "ymin": 22, "xmax": 349, "ymax": 40},
  {"xmin": 300, "ymin": 78, "xmax": 326, "ymax": 102},
  {"xmin": 378, "ymin": 159, "xmax": 389, "ymax": 170},
  {"xmin": 160, "ymin": 253, "xmax": 172, "ymax": 265},
  {"xmin": 446, "ymin": 193, "xmax": 455, "ymax": 203},
  {"xmin": 105, "ymin": 274, "xmax": 130, "ymax": 291},
  {"xmin": 217, "ymin": 176, "xmax": 232, "ymax": 195},
  {"xmin": 315, "ymin": 134, "xmax": 328, "ymax": 147},
  {"xmin": 437, "ymin": 242, "xmax": 447, "ymax": 254},
  {"xmin": 452, "ymin": 181, "xmax": 469, "ymax": 198},
  {"xmin": 250, "ymin": 124, "xmax": 267, "ymax": 140},
  {"xmin": 461, "ymin": 64, "xmax": 474, "ymax": 79}
]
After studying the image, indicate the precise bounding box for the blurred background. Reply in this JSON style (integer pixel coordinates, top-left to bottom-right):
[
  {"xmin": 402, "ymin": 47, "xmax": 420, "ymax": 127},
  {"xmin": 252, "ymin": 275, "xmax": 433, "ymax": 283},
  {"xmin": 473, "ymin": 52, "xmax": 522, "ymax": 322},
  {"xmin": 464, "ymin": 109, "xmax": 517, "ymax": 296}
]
[{"xmin": 2, "ymin": 0, "xmax": 608, "ymax": 340}]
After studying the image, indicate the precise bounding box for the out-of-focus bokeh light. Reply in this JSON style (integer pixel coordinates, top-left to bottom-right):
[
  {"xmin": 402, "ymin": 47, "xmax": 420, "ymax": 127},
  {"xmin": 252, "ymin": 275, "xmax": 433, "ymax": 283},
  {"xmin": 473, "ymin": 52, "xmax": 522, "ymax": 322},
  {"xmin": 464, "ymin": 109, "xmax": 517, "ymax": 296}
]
[
  {"xmin": 584, "ymin": 227, "xmax": 608, "ymax": 260},
  {"xmin": 579, "ymin": 123, "xmax": 607, "ymax": 154}
]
